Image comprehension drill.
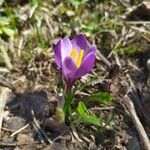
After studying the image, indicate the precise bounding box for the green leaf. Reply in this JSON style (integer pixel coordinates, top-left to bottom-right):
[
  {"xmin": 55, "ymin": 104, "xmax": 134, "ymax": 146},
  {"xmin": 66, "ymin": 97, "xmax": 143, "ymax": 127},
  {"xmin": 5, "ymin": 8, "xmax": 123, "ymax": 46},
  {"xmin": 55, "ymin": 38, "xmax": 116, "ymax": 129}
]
[
  {"xmin": 86, "ymin": 92, "xmax": 112, "ymax": 105},
  {"xmin": 2, "ymin": 27, "xmax": 16, "ymax": 37},
  {"xmin": 74, "ymin": 101, "xmax": 102, "ymax": 126},
  {"xmin": 0, "ymin": 17, "xmax": 9, "ymax": 26},
  {"xmin": 31, "ymin": 0, "xmax": 40, "ymax": 7},
  {"xmin": 67, "ymin": 0, "xmax": 88, "ymax": 5},
  {"xmin": 77, "ymin": 101, "xmax": 90, "ymax": 115},
  {"xmin": 81, "ymin": 23, "xmax": 96, "ymax": 35},
  {"xmin": 0, "ymin": 29, "xmax": 3, "ymax": 34}
]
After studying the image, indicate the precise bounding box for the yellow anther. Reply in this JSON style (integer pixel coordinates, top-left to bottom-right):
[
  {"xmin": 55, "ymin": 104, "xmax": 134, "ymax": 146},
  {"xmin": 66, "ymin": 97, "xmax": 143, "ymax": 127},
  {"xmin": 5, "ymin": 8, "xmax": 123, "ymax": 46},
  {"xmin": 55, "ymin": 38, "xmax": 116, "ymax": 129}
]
[
  {"xmin": 70, "ymin": 49, "xmax": 77, "ymax": 60},
  {"xmin": 70, "ymin": 49, "xmax": 84, "ymax": 68},
  {"xmin": 76, "ymin": 49, "xmax": 84, "ymax": 68}
]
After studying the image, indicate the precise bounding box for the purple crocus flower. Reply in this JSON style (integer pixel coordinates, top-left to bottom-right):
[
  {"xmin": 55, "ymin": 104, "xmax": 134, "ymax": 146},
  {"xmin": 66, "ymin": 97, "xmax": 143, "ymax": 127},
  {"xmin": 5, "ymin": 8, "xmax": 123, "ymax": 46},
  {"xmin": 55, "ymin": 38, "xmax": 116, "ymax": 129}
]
[{"xmin": 54, "ymin": 34, "xmax": 96, "ymax": 91}]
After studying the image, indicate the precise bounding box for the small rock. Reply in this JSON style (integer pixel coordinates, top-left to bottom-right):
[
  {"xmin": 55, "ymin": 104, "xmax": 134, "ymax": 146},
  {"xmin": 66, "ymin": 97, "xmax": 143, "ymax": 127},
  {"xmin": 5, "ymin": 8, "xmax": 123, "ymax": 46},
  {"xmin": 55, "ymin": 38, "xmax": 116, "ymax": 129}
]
[
  {"xmin": 51, "ymin": 142, "xmax": 67, "ymax": 150},
  {"xmin": 17, "ymin": 133, "xmax": 34, "ymax": 144},
  {"xmin": 3, "ymin": 116, "xmax": 26, "ymax": 130},
  {"xmin": 126, "ymin": 130, "xmax": 141, "ymax": 150},
  {"xmin": 127, "ymin": 136, "xmax": 140, "ymax": 150}
]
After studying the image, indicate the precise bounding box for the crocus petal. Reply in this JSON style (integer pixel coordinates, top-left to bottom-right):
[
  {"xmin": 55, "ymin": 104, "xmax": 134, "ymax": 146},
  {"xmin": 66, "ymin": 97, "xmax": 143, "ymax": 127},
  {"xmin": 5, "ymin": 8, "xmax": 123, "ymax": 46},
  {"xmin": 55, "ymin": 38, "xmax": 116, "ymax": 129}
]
[
  {"xmin": 75, "ymin": 52, "xmax": 96, "ymax": 79},
  {"xmin": 83, "ymin": 44, "xmax": 96, "ymax": 59},
  {"xmin": 54, "ymin": 36, "xmax": 72, "ymax": 68},
  {"xmin": 62, "ymin": 57, "xmax": 77, "ymax": 81},
  {"xmin": 71, "ymin": 34, "xmax": 90, "ymax": 52},
  {"xmin": 54, "ymin": 39, "xmax": 63, "ymax": 68},
  {"xmin": 61, "ymin": 36, "xmax": 72, "ymax": 60}
]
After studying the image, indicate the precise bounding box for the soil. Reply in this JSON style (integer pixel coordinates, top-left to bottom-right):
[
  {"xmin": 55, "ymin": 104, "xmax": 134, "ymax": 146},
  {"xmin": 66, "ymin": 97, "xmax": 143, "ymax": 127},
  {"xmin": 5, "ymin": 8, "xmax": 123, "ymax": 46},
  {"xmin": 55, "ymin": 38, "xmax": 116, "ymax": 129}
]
[
  {"xmin": 0, "ymin": 51, "xmax": 149, "ymax": 150},
  {"xmin": 0, "ymin": 1, "xmax": 150, "ymax": 150}
]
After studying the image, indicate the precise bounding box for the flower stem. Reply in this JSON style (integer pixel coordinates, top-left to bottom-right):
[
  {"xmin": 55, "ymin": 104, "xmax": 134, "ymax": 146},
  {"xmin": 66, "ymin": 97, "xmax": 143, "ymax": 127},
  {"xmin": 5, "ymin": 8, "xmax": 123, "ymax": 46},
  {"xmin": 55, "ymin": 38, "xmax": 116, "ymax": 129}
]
[
  {"xmin": 63, "ymin": 81, "xmax": 74, "ymax": 124},
  {"xmin": 66, "ymin": 81, "xmax": 73, "ymax": 94},
  {"xmin": 63, "ymin": 93, "xmax": 73, "ymax": 124}
]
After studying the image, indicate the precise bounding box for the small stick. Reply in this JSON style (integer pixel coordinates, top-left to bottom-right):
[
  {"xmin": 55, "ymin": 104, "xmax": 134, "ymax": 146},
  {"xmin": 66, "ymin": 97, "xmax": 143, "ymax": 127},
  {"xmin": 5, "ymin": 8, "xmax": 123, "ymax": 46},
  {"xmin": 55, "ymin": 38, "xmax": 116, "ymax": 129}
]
[
  {"xmin": 114, "ymin": 52, "xmax": 121, "ymax": 67},
  {"xmin": 32, "ymin": 122, "xmax": 45, "ymax": 144},
  {"xmin": 31, "ymin": 110, "xmax": 53, "ymax": 144},
  {"xmin": 114, "ymin": 52, "xmax": 150, "ymax": 149},
  {"xmin": 97, "ymin": 50, "xmax": 111, "ymax": 68},
  {"xmin": 10, "ymin": 123, "xmax": 29, "ymax": 137},
  {"xmin": 125, "ymin": 21, "xmax": 150, "ymax": 24},
  {"xmin": 0, "ymin": 87, "xmax": 12, "ymax": 136},
  {"xmin": 52, "ymin": 131, "xmax": 67, "ymax": 142},
  {"xmin": 124, "ymin": 95, "xmax": 150, "ymax": 150},
  {"xmin": 2, "ymin": 127, "xmax": 15, "ymax": 132},
  {"xmin": 121, "ymin": 20, "xmax": 150, "ymax": 43},
  {"xmin": 51, "ymin": 2, "xmax": 63, "ymax": 15},
  {"xmin": 0, "ymin": 67, "xmax": 10, "ymax": 73},
  {"xmin": 33, "ymin": 117, "xmax": 52, "ymax": 144},
  {"xmin": 91, "ymin": 106, "xmax": 114, "ymax": 110},
  {"xmin": 0, "ymin": 141, "xmax": 38, "ymax": 147},
  {"xmin": 0, "ymin": 44, "xmax": 13, "ymax": 70},
  {"xmin": 0, "ymin": 75, "xmax": 14, "ymax": 90},
  {"xmin": 71, "ymin": 125, "xmax": 83, "ymax": 142}
]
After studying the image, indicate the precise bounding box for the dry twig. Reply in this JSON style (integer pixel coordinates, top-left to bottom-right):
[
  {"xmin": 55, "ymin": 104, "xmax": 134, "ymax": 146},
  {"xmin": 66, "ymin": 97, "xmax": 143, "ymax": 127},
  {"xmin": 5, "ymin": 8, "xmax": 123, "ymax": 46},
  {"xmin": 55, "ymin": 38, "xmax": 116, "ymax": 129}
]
[
  {"xmin": 113, "ymin": 52, "xmax": 150, "ymax": 149},
  {"xmin": 10, "ymin": 123, "xmax": 30, "ymax": 137},
  {"xmin": 31, "ymin": 110, "xmax": 53, "ymax": 144},
  {"xmin": 124, "ymin": 95, "xmax": 150, "ymax": 150},
  {"xmin": 97, "ymin": 50, "xmax": 111, "ymax": 68},
  {"xmin": 0, "ymin": 44, "xmax": 13, "ymax": 70},
  {"xmin": 0, "ymin": 87, "xmax": 12, "ymax": 136}
]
